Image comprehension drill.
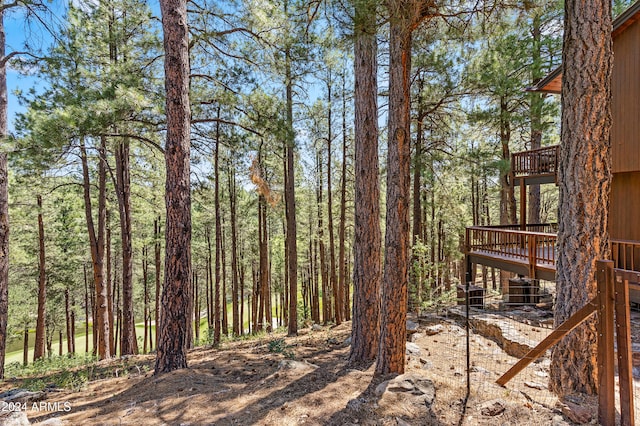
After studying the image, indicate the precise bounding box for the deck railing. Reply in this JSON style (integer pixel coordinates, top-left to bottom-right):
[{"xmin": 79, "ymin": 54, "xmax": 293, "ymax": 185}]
[
  {"xmin": 466, "ymin": 226, "xmax": 557, "ymax": 269},
  {"xmin": 466, "ymin": 228, "xmax": 640, "ymax": 278},
  {"xmin": 611, "ymin": 239, "xmax": 640, "ymax": 273},
  {"xmin": 511, "ymin": 145, "xmax": 560, "ymax": 177}
]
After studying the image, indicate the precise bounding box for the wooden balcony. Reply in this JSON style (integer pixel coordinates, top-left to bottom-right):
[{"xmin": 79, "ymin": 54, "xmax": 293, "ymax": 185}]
[
  {"xmin": 511, "ymin": 145, "xmax": 560, "ymax": 185},
  {"xmin": 465, "ymin": 225, "xmax": 557, "ymax": 281}
]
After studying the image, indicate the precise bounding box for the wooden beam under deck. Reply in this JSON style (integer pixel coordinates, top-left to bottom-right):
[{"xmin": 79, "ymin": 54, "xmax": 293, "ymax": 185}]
[{"xmin": 467, "ymin": 252, "xmax": 556, "ymax": 282}]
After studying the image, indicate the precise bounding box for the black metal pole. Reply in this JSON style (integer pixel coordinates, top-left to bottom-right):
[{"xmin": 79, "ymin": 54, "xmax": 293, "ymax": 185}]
[{"xmin": 466, "ymin": 279, "xmax": 470, "ymax": 397}]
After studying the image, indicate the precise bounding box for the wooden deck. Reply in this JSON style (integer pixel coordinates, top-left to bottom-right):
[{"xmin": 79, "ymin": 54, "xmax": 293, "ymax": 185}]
[
  {"xmin": 465, "ymin": 226, "xmax": 640, "ymax": 286},
  {"xmin": 466, "ymin": 226, "xmax": 557, "ymax": 281}
]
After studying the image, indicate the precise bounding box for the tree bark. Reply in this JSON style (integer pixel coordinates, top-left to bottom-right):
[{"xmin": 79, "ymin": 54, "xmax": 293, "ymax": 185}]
[
  {"xmin": 214, "ymin": 108, "xmax": 222, "ymax": 344},
  {"xmin": 80, "ymin": 138, "xmax": 111, "ymax": 360},
  {"xmin": 22, "ymin": 326, "xmax": 28, "ymax": 366},
  {"xmin": 34, "ymin": 195, "xmax": 47, "ymax": 361},
  {"xmin": 376, "ymin": 1, "xmax": 415, "ymax": 375},
  {"xmin": 115, "ymin": 139, "xmax": 137, "ymax": 355},
  {"xmin": 155, "ymin": 0, "xmax": 192, "ymax": 373},
  {"xmin": 228, "ymin": 167, "xmax": 240, "ymax": 336},
  {"xmin": 349, "ymin": 0, "xmax": 381, "ymax": 366},
  {"xmin": 528, "ymin": 11, "xmax": 543, "ymax": 224},
  {"xmin": 339, "ymin": 71, "xmax": 350, "ymax": 322},
  {"xmin": 285, "ymin": 45, "xmax": 298, "ymax": 336},
  {"xmin": 0, "ymin": 7, "xmax": 10, "ymax": 379},
  {"xmin": 154, "ymin": 217, "xmax": 162, "ymax": 347},
  {"xmin": 326, "ymin": 76, "xmax": 340, "ymax": 325},
  {"xmin": 106, "ymin": 210, "xmax": 114, "ymax": 356},
  {"xmin": 550, "ymin": 0, "xmax": 612, "ymax": 396}
]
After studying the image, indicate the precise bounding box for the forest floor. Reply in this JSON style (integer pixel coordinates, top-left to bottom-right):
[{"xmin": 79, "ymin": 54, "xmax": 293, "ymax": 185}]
[{"xmin": 0, "ymin": 314, "xmax": 602, "ymax": 426}]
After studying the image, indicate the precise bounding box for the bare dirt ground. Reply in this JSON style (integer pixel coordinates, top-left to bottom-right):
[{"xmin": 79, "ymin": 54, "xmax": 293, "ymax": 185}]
[{"xmin": 0, "ymin": 317, "xmax": 598, "ymax": 426}]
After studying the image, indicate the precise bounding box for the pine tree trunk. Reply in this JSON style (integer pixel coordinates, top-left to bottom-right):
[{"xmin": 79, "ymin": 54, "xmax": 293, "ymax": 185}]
[
  {"xmin": 229, "ymin": 167, "xmax": 240, "ymax": 336},
  {"xmin": 222, "ymin": 225, "xmax": 229, "ymax": 335},
  {"xmin": 550, "ymin": 0, "xmax": 612, "ymax": 396},
  {"xmin": 22, "ymin": 326, "xmax": 28, "ymax": 366},
  {"xmin": 154, "ymin": 217, "xmax": 162, "ymax": 346},
  {"xmin": 0, "ymin": 9, "xmax": 10, "ymax": 379},
  {"xmin": 213, "ymin": 107, "xmax": 222, "ymax": 344},
  {"xmin": 155, "ymin": 0, "xmax": 192, "ymax": 373},
  {"xmin": 65, "ymin": 288, "xmax": 73, "ymax": 354},
  {"xmin": 259, "ymin": 196, "xmax": 269, "ymax": 331},
  {"xmin": 376, "ymin": 3, "xmax": 414, "ymax": 375},
  {"xmin": 80, "ymin": 139, "xmax": 111, "ymax": 360},
  {"xmin": 528, "ymin": 12, "xmax": 543, "ymax": 224},
  {"xmin": 326, "ymin": 78, "xmax": 340, "ymax": 325},
  {"xmin": 106, "ymin": 211, "xmax": 114, "ymax": 356},
  {"xmin": 194, "ymin": 271, "xmax": 200, "ymax": 344},
  {"xmin": 143, "ymin": 246, "xmax": 149, "ymax": 353},
  {"xmin": 34, "ymin": 195, "xmax": 47, "ymax": 361},
  {"xmin": 339, "ymin": 71, "xmax": 350, "ymax": 322},
  {"xmin": 349, "ymin": 0, "xmax": 381, "ymax": 365},
  {"xmin": 285, "ymin": 45, "xmax": 298, "ymax": 336},
  {"xmin": 116, "ymin": 139, "xmax": 137, "ymax": 355},
  {"xmin": 84, "ymin": 264, "xmax": 89, "ymax": 354}
]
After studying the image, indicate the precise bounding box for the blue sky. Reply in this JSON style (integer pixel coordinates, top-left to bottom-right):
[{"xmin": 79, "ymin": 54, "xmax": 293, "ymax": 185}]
[{"xmin": 5, "ymin": 5, "xmax": 63, "ymax": 133}]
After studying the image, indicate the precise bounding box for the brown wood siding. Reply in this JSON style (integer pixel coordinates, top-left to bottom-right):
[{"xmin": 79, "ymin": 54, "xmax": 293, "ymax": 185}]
[
  {"xmin": 609, "ymin": 172, "xmax": 640, "ymax": 241},
  {"xmin": 611, "ymin": 17, "xmax": 640, "ymax": 173}
]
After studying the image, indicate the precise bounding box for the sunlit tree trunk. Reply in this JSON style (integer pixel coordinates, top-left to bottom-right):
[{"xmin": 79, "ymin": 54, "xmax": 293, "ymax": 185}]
[
  {"xmin": 550, "ymin": 0, "xmax": 612, "ymax": 396},
  {"xmin": 349, "ymin": 0, "xmax": 381, "ymax": 365},
  {"xmin": 155, "ymin": 0, "xmax": 192, "ymax": 373}
]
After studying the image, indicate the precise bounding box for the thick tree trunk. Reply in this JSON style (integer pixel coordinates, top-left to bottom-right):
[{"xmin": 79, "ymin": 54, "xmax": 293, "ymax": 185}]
[
  {"xmin": 155, "ymin": 0, "xmax": 192, "ymax": 373},
  {"xmin": 550, "ymin": 0, "xmax": 612, "ymax": 396},
  {"xmin": 0, "ymin": 9, "xmax": 10, "ymax": 379},
  {"xmin": 34, "ymin": 195, "xmax": 47, "ymax": 361},
  {"xmin": 376, "ymin": 4, "xmax": 414, "ymax": 375},
  {"xmin": 116, "ymin": 139, "xmax": 137, "ymax": 355},
  {"xmin": 349, "ymin": 0, "xmax": 381, "ymax": 365}
]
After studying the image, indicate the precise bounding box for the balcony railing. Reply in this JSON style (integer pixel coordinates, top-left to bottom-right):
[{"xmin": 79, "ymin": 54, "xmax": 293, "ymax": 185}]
[
  {"xmin": 466, "ymin": 226, "xmax": 557, "ymax": 278},
  {"xmin": 611, "ymin": 239, "xmax": 640, "ymax": 273},
  {"xmin": 465, "ymin": 225, "xmax": 640, "ymax": 281},
  {"xmin": 512, "ymin": 145, "xmax": 560, "ymax": 178}
]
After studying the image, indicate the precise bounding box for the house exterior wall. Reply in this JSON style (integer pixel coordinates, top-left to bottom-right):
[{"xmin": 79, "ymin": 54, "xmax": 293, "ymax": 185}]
[
  {"xmin": 611, "ymin": 16, "xmax": 640, "ymax": 173},
  {"xmin": 610, "ymin": 172, "xmax": 640, "ymax": 241}
]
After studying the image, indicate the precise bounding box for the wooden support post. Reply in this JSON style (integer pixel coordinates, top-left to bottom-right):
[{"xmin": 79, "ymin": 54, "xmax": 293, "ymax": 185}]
[
  {"xmin": 519, "ymin": 178, "xmax": 526, "ymax": 231},
  {"xmin": 596, "ymin": 260, "xmax": 615, "ymax": 426},
  {"xmin": 615, "ymin": 272, "xmax": 635, "ymax": 426}
]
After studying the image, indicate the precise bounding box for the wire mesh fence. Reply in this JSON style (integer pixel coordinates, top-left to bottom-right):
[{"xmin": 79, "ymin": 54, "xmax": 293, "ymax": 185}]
[{"xmin": 414, "ymin": 275, "xmax": 640, "ymax": 424}]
